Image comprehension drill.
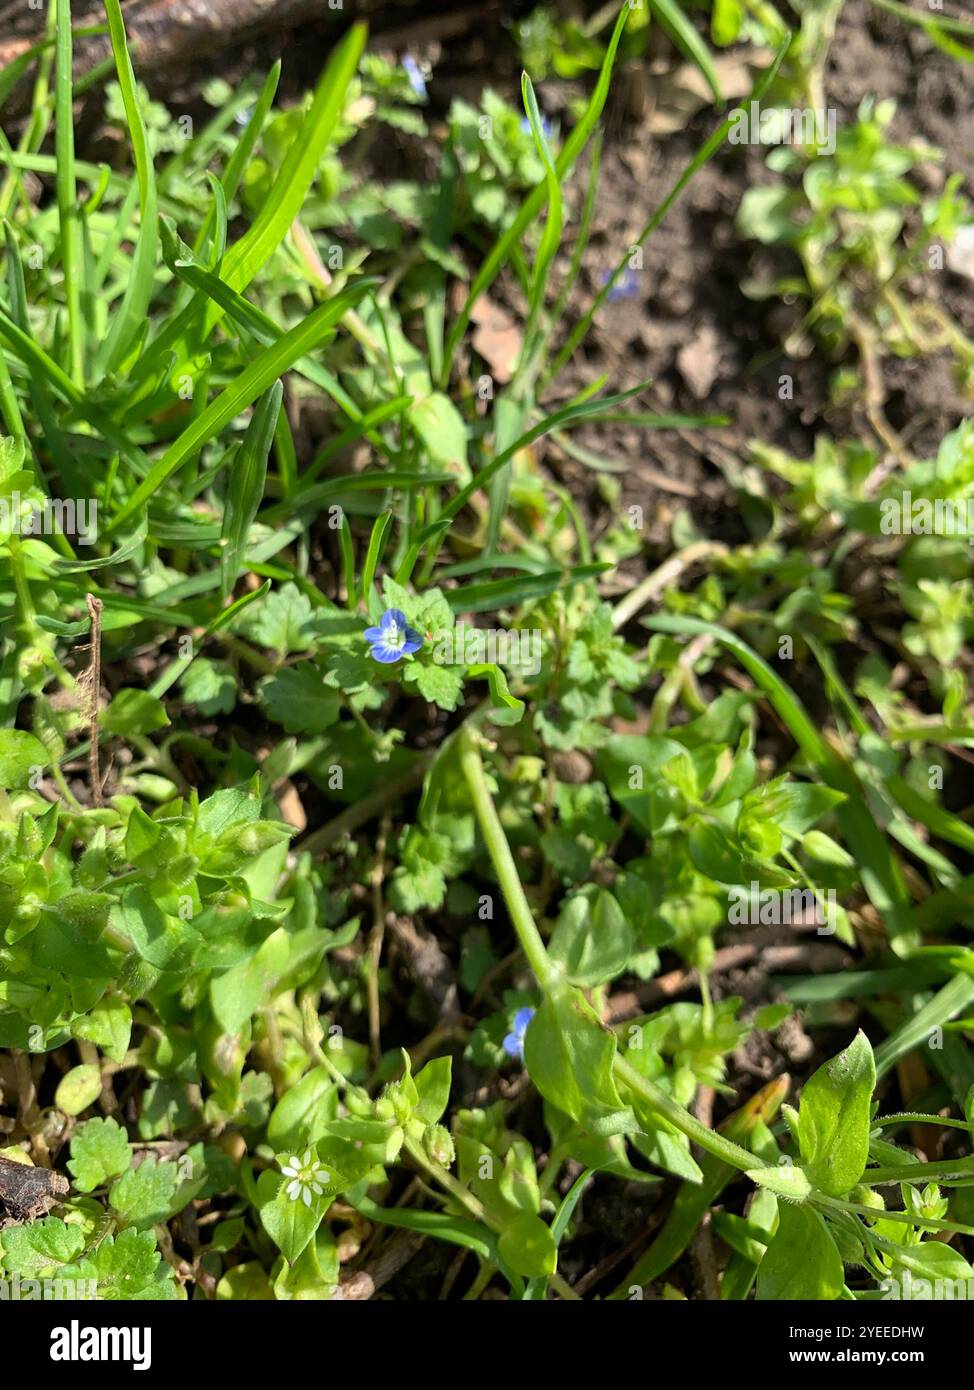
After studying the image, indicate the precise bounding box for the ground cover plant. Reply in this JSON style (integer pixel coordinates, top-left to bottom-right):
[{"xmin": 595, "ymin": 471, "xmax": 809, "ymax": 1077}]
[{"xmin": 1, "ymin": 0, "xmax": 974, "ymax": 1305}]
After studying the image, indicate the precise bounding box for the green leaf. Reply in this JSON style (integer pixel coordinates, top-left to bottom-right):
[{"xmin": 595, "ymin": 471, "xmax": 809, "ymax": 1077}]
[
  {"xmin": 210, "ymin": 927, "xmax": 290, "ymax": 1034},
  {"xmin": 548, "ymin": 887, "xmax": 633, "ymax": 987},
  {"xmin": 687, "ymin": 820, "xmax": 749, "ymax": 885},
  {"xmin": 55, "ymin": 1064, "xmax": 102, "ymax": 1116},
  {"xmin": 441, "ymin": 4, "xmax": 631, "ymax": 382},
  {"xmin": 406, "ymin": 661, "xmax": 464, "ymax": 711},
  {"xmin": 414, "ymin": 1056, "xmax": 453, "ymax": 1125},
  {"xmin": 238, "ymin": 581, "xmax": 317, "ymax": 653},
  {"xmin": 259, "ymin": 666, "xmax": 342, "ymax": 734},
  {"xmin": 746, "ymin": 1163, "xmax": 812, "ymax": 1202},
  {"xmin": 110, "ymin": 1156, "xmax": 180, "ymax": 1228},
  {"xmin": 70, "ymin": 995, "xmax": 132, "ymax": 1065},
  {"xmin": 757, "ymin": 1201, "xmax": 844, "ymax": 1300},
  {"xmin": 68, "ymin": 1116, "xmax": 132, "ymax": 1192},
  {"xmin": 179, "ymin": 658, "xmax": 237, "ymax": 715},
  {"xmin": 102, "ymin": 688, "xmax": 170, "ymax": 735},
  {"xmin": 649, "ymin": 0, "xmax": 722, "ymax": 104},
  {"xmin": 267, "ymin": 1067, "xmax": 338, "ymax": 1153},
  {"xmin": 105, "ymin": 277, "xmax": 376, "ymax": 536},
  {"xmin": 523, "ymin": 988, "xmax": 636, "ymax": 1137},
  {"xmin": 217, "ymin": 25, "xmax": 366, "ymax": 301},
  {"xmin": 797, "ymin": 1030, "xmax": 875, "ymax": 1197},
  {"xmin": 409, "ymin": 393, "xmax": 468, "ymax": 474},
  {"xmin": 257, "ymin": 1171, "xmax": 330, "ymax": 1266},
  {"xmin": 0, "ymin": 729, "xmax": 46, "ymax": 788},
  {"xmin": 497, "ymin": 1210, "xmax": 557, "ymax": 1278},
  {"xmin": 467, "ymin": 662, "xmax": 525, "ymax": 725},
  {"xmin": 746, "ymin": 781, "xmax": 846, "ymax": 837},
  {"xmin": 0, "ymin": 1217, "xmax": 84, "ymax": 1276},
  {"xmin": 63, "ymin": 1227, "xmax": 179, "ymax": 1300},
  {"xmin": 444, "ymin": 563, "xmax": 610, "ymax": 615}
]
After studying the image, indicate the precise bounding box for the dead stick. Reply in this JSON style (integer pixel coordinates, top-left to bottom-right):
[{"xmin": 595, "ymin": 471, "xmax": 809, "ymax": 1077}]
[{"xmin": 84, "ymin": 593, "xmax": 103, "ymax": 807}]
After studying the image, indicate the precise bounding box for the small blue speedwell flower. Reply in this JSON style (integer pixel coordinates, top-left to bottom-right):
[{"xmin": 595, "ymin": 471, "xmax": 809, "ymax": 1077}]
[
  {"xmin": 364, "ymin": 608, "xmax": 423, "ymax": 664},
  {"xmin": 280, "ymin": 1151, "xmax": 330, "ymax": 1206},
  {"xmin": 600, "ymin": 266, "xmax": 640, "ymax": 303},
  {"xmin": 503, "ymin": 1006, "xmax": 535, "ymax": 1060},
  {"xmin": 520, "ymin": 113, "xmax": 554, "ymax": 141},
  {"xmin": 402, "ymin": 56, "xmax": 428, "ymax": 100}
]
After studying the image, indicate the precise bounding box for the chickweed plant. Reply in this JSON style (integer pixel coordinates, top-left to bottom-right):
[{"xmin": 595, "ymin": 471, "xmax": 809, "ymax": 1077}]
[{"xmin": 0, "ymin": 0, "xmax": 973, "ymax": 1306}]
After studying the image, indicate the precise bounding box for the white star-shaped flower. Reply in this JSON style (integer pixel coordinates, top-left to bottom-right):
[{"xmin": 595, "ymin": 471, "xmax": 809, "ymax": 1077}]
[{"xmin": 279, "ymin": 1151, "xmax": 330, "ymax": 1206}]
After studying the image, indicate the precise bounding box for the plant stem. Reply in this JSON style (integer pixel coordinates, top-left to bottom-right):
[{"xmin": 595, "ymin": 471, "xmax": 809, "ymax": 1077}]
[
  {"xmin": 459, "ymin": 727, "xmax": 559, "ymax": 993},
  {"xmin": 612, "ymin": 1055, "xmax": 763, "ymax": 1174},
  {"xmin": 459, "ymin": 727, "xmax": 766, "ymax": 1177}
]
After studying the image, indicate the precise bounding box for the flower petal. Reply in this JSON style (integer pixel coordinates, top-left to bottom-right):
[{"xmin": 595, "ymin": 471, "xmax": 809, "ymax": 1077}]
[{"xmin": 369, "ymin": 643, "xmax": 404, "ymax": 664}]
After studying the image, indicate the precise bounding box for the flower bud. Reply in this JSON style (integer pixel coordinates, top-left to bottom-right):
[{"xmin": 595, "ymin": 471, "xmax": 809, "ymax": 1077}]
[{"xmin": 424, "ymin": 1124, "xmax": 455, "ymax": 1168}]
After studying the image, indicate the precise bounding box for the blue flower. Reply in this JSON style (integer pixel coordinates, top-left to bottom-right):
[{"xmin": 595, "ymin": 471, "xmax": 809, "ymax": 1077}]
[
  {"xmin": 402, "ymin": 56, "xmax": 428, "ymax": 100},
  {"xmin": 520, "ymin": 113, "xmax": 554, "ymax": 140},
  {"xmin": 600, "ymin": 266, "xmax": 640, "ymax": 303},
  {"xmin": 503, "ymin": 1006, "xmax": 536, "ymax": 1060},
  {"xmin": 364, "ymin": 608, "xmax": 423, "ymax": 664}
]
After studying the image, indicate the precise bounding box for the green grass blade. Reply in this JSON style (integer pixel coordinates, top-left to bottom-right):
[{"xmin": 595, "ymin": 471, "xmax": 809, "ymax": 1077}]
[
  {"xmin": 301, "ymin": 397, "xmax": 411, "ymax": 488},
  {"xmin": 105, "ymin": 281, "xmax": 375, "ymax": 535},
  {"xmin": 405, "ymin": 380, "xmax": 649, "ymax": 579},
  {"xmin": 874, "ymin": 974, "xmax": 974, "ymax": 1081},
  {"xmin": 54, "ymin": 0, "xmax": 84, "ymax": 386},
  {"xmin": 95, "ymin": 0, "xmax": 159, "ymax": 379},
  {"xmin": 220, "ymin": 381, "xmax": 281, "ymax": 599},
  {"xmin": 445, "ymin": 562, "xmax": 610, "ymax": 615},
  {"xmin": 438, "ymin": 4, "xmax": 631, "ymax": 388},
  {"xmin": 361, "ymin": 511, "xmax": 392, "ymax": 605},
  {"xmin": 338, "ymin": 510, "xmax": 356, "ymax": 608},
  {"xmin": 650, "ymin": 0, "xmax": 722, "ymax": 104},
  {"xmin": 214, "ymin": 25, "xmax": 365, "ymax": 303}
]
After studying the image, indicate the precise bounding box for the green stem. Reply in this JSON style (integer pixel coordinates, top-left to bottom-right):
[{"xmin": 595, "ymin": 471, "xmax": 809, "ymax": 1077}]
[
  {"xmin": 612, "ymin": 1055, "xmax": 762, "ymax": 1174},
  {"xmin": 459, "ymin": 727, "xmax": 559, "ymax": 994},
  {"xmin": 8, "ymin": 538, "xmax": 35, "ymax": 639},
  {"xmin": 459, "ymin": 727, "xmax": 766, "ymax": 1177},
  {"xmin": 861, "ymin": 1157, "xmax": 974, "ymax": 1186}
]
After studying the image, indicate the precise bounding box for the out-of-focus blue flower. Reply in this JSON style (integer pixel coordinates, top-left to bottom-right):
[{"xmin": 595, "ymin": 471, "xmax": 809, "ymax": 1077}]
[
  {"xmin": 503, "ymin": 1006, "xmax": 536, "ymax": 1060},
  {"xmin": 600, "ymin": 266, "xmax": 640, "ymax": 303},
  {"xmin": 520, "ymin": 113, "xmax": 554, "ymax": 141},
  {"xmin": 402, "ymin": 56, "xmax": 428, "ymax": 100},
  {"xmin": 364, "ymin": 608, "xmax": 423, "ymax": 664}
]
